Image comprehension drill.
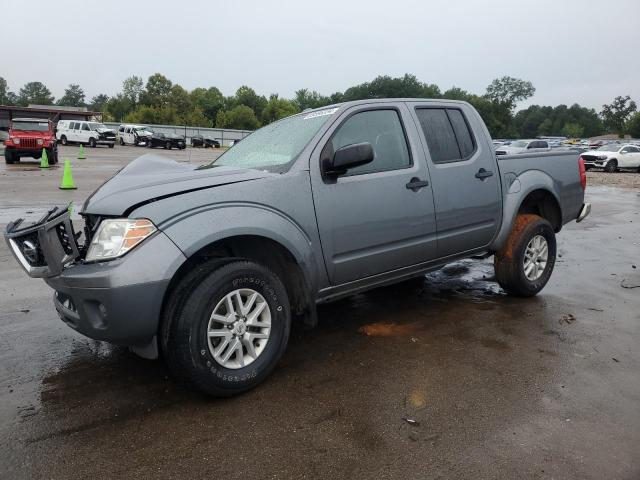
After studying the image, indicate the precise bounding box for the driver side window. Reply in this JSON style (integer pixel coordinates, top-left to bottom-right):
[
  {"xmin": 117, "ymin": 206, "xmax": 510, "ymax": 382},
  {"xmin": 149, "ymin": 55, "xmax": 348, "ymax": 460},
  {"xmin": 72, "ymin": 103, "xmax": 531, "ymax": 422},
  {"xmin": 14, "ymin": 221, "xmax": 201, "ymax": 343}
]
[{"xmin": 329, "ymin": 109, "xmax": 411, "ymax": 176}]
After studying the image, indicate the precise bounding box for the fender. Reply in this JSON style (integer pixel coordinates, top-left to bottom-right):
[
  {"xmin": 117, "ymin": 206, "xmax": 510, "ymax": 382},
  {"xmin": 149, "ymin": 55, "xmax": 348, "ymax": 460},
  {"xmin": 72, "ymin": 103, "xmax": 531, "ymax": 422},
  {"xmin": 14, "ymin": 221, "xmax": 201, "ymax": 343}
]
[
  {"xmin": 490, "ymin": 169, "xmax": 562, "ymax": 252},
  {"xmin": 155, "ymin": 202, "xmax": 323, "ymax": 293}
]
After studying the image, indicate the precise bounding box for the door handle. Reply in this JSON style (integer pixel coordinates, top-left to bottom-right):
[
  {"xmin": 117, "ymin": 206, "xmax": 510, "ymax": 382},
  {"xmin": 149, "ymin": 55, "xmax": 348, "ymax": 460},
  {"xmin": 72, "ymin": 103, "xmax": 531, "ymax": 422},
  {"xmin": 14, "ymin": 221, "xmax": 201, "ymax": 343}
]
[
  {"xmin": 475, "ymin": 168, "xmax": 494, "ymax": 180},
  {"xmin": 406, "ymin": 177, "xmax": 429, "ymax": 191}
]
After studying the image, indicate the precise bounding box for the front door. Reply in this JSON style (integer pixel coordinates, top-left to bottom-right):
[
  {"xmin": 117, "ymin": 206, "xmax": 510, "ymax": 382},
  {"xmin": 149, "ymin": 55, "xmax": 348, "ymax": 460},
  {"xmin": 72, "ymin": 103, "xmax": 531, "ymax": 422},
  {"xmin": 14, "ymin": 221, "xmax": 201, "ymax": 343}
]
[
  {"xmin": 408, "ymin": 102, "xmax": 502, "ymax": 257},
  {"xmin": 310, "ymin": 104, "xmax": 437, "ymax": 285}
]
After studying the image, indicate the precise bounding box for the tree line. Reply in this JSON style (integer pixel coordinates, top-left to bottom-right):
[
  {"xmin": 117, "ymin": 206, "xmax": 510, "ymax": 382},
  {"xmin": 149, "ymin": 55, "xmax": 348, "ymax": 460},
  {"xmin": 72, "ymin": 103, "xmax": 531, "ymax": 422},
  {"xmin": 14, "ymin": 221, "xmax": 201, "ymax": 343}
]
[{"xmin": 1, "ymin": 74, "xmax": 638, "ymax": 138}]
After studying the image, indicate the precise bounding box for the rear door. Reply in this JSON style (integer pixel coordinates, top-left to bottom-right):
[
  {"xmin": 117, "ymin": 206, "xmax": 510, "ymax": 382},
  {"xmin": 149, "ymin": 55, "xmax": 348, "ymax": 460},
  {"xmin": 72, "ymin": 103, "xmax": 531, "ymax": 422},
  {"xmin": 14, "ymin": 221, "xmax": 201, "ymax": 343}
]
[
  {"xmin": 620, "ymin": 145, "xmax": 640, "ymax": 168},
  {"xmin": 408, "ymin": 102, "xmax": 502, "ymax": 257},
  {"xmin": 310, "ymin": 103, "xmax": 437, "ymax": 285}
]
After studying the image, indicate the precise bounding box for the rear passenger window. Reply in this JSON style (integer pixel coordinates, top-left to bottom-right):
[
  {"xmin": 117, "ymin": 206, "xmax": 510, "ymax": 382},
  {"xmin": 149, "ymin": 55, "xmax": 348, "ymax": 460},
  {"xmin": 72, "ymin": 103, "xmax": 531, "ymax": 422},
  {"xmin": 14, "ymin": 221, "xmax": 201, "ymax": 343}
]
[
  {"xmin": 330, "ymin": 109, "xmax": 411, "ymax": 176},
  {"xmin": 415, "ymin": 108, "xmax": 476, "ymax": 163}
]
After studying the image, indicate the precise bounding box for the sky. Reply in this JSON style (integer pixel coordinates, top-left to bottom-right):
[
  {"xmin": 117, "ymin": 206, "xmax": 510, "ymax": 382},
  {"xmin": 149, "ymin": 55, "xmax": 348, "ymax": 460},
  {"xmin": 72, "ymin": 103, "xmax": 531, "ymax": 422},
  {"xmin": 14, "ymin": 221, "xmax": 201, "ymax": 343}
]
[{"xmin": 2, "ymin": 0, "xmax": 639, "ymax": 111}]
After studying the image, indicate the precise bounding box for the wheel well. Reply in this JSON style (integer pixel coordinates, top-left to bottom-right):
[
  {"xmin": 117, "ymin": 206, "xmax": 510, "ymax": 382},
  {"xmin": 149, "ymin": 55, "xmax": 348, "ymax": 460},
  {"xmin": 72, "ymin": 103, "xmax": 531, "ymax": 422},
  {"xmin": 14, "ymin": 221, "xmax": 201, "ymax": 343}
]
[
  {"xmin": 518, "ymin": 189, "xmax": 562, "ymax": 232},
  {"xmin": 162, "ymin": 235, "xmax": 314, "ymax": 330}
]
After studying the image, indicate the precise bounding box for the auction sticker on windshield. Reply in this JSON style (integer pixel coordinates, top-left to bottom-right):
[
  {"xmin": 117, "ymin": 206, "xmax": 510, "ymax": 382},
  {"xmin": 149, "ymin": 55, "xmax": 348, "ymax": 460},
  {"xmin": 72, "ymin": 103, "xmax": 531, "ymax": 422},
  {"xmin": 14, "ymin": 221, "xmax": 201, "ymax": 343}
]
[{"xmin": 303, "ymin": 107, "xmax": 339, "ymax": 120}]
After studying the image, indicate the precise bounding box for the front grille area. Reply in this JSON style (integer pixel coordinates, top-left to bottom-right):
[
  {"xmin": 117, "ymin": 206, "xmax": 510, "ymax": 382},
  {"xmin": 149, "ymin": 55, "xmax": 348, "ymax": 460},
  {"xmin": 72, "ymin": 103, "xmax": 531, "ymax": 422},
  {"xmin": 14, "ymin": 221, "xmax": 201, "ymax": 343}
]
[
  {"xmin": 581, "ymin": 155, "xmax": 598, "ymax": 161},
  {"xmin": 56, "ymin": 223, "xmax": 75, "ymax": 255},
  {"xmin": 19, "ymin": 138, "xmax": 37, "ymax": 149}
]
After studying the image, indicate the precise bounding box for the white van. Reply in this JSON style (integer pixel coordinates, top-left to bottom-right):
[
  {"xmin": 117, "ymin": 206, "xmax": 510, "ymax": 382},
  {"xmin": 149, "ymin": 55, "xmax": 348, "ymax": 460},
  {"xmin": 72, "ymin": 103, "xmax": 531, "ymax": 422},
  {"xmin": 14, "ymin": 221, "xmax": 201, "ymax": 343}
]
[
  {"xmin": 118, "ymin": 124, "xmax": 153, "ymax": 146},
  {"xmin": 57, "ymin": 120, "xmax": 116, "ymax": 148}
]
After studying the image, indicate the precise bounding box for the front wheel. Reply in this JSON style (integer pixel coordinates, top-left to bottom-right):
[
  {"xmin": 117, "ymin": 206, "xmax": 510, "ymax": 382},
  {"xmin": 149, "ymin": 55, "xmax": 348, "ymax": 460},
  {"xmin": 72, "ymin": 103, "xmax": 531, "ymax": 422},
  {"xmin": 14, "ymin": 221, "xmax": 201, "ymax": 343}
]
[
  {"xmin": 4, "ymin": 150, "xmax": 16, "ymax": 164},
  {"xmin": 89, "ymin": 138, "xmax": 97, "ymax": 148},
  {"xmin": 604, "ymin": 159, "xmax": 618, "ymax": 173},
  {"xmin": 49, "ymin": 150, "xmax": 59, "ymax": 164},
  {"xmin": 162, "ymin": 260, "xmax": 291, "ymax": 397},
  {"xmin": 494, "ymin": 214, "xmax": 556, "ymax": 297},
  {"xmin": 165, "ymin": 141, "xmax": 171, "ymax": 150},
  {"xmin": 120, "ymin": 137, "xmax": 125, "ymax": 146}
]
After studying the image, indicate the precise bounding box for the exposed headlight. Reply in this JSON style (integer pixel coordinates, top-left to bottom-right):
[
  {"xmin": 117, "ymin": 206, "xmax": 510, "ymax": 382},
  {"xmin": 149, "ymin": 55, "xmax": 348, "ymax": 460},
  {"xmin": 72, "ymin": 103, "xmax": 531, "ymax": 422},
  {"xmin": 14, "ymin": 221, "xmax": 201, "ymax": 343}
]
[
  {"xmin": 85, "ymin": 218, "xmax": 157, "ymax": 262},
  {"xmin": 12, "ymin": 137, "xmax": 20, "ymax": 144},
  {"xmin": 37, "ymin": 139, "xmax": 44, "ymax": 146},
  {"xmin": 597, "ymin": 155, "xmax": 608, "ymax": 160}
]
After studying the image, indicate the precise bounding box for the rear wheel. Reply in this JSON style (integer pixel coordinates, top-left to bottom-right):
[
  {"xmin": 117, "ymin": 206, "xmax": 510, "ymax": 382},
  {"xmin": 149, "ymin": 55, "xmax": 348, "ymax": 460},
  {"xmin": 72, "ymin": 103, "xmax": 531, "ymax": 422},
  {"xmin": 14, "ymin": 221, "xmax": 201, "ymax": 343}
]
[
  {"xmin": 494, "ymin": 214, "xmax": 556, "ymax": 297},
  {"xmin": 162, "ymin": 260, "xmax": 291, "ymax": 397},
  {"xmin": 604, "ymin": 159, "xmax": 618, "ymax": 173},
  {"xmin": 165, "ymin": 141, "xmax": 171, "ymax": 150},
  {"xmin": 60, "ymin": 135, "xmax": 68, "ymax": 146}
]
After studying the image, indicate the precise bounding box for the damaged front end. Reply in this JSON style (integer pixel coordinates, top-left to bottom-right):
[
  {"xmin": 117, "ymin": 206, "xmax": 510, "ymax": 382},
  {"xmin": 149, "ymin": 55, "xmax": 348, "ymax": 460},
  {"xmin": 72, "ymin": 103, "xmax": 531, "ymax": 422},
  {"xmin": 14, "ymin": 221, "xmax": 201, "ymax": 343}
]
[{"xmin": 5, "ymin": 205, "xmax": 84, "ymax": 278}]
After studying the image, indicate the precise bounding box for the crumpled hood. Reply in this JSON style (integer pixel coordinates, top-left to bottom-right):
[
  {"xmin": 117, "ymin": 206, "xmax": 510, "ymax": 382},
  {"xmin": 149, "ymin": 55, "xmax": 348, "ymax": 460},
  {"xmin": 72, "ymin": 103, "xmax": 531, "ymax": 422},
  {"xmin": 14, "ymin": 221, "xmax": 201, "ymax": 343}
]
[
  {"xmin": 82, "ymin": 153, "xmax": 273, "ymax": 216},
  {"xmin": 95, "ymin": 127, "xmax": 115, "ymax": 134}
]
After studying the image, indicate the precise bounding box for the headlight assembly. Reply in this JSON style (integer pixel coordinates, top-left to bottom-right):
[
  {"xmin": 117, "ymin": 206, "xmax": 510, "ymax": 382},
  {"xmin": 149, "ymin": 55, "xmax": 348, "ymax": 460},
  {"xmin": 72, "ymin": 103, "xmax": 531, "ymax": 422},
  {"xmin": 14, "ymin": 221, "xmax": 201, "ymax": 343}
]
[
  {"xmin": 37, "ymin": 139, "xmax": 44, "ymax": 146},
  {"xmin": 85, "ymin": 218, "xmax": 156, "ymax": 262}
]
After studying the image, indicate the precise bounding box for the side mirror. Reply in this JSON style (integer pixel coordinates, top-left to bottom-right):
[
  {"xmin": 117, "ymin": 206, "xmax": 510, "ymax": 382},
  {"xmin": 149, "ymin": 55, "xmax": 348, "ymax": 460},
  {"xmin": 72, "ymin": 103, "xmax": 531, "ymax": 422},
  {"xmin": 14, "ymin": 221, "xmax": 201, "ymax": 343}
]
[{"xmin": 322, "ymin": 142, "xmax": 374, "ymax": 177}]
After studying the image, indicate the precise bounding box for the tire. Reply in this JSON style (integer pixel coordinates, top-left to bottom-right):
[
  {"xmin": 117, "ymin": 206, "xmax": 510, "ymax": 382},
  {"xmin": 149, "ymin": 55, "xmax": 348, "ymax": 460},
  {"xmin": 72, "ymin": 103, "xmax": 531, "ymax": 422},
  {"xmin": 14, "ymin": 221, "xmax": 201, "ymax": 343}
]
[
  {"xmin": 165, "ymin": 141, "xmax": 171, "ymax": 150},
  {"xmin": 5, "ymin": 150, "xmax": 15, "ymax": 164},
  {"xmin": 50, "ymin": 150, "xmax": 58, "ymax": 164},
  {"xmin": 108, "ymin": 143, "xmax": 114, "ymax": 149},
  {"xmin": 604, "ymin": 159, "xmax": 617, "ymax": 173},
  {"xmin": 494, "ymin": 214, "xmax": 557, "ymax": 297},
  {"xmin": 60, "ymin": 135, "xmax": 68, "ymax": 146},
  {"xmin": 162, "ymin": 260, "xmax": 291, "ymax": 397},
  {"xmin": 89, "ymin": 138, "xmax": 97, "ymax": 148},
  {"xmin": 120, "ymin": 137, "xmax": 125, "ymax": 146}
]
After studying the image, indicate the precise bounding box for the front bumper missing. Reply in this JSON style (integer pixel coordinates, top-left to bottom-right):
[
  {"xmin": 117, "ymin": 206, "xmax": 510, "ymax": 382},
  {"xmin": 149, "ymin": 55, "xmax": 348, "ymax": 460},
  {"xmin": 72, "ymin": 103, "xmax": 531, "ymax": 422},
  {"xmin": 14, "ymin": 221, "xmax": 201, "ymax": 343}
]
[
  {"xmin": 4, "ymin": 206, "xmax": 81, "ymax": 278},
  {"xmin": 576, "ymin": 203, "xmax": 591, "ymax": 223}
]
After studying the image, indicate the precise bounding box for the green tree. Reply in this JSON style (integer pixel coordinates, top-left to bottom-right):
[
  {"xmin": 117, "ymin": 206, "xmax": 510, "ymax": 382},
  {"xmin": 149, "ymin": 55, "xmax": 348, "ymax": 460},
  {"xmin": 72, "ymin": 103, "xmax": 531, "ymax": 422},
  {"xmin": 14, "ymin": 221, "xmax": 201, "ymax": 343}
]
[
  {"xmin": 57, "ymin": 84, "xmax": 86, "ymax": 107},
  {"xmin": 261, "ymin": 95, "xmax": 299, "ymax": 124},
  {"xmin": 626, "ymin": 112, "xmax": 640, "ymax": 138},
  {"xmin": 342, "ymin": 74, "xmax": 440, "ymax": 101},
  {"xmin": 105, "ymin": 94, "xmax": 133, "ymax": 121},
  {"xmin": 181, "ymin": 107, "xmax": 211, "ymax": 127},
  {"xmin": 169, "ymin": 84, "xmax": 192, "ymax": 117},
  {"xmin": 537, "ymin": 118, "xmax": 553, "ymax": 136},
  {"xmin": 0, "ymin": 77, "xmax": 16, "ymax": 105},
  {"xmin": 142, "ymin": 73, "xmax": 173, "ymax": 107},
  {"xmin": 600, "ymin": 95, "xmax": 637, "ymax": 137},
  {"xmin": 18, "ymin": 81, "xmax": 54, "ymax": 106},
  {"xmin": 122, "ymin": 75, "xmax": 144, "ymax": 105},
  {"xmin": 216, "ymin": 105, "xmax": 260, "ymax": 130},
  {"xmin": 485, "ymin": 76, "xmax": 535, "ymax": 112},
  {"xmin": 561, "ymin": 122, "xmax": 584, "ymax": 138},
  {"xmin": 294, "ymin": 89, "xmax": 331, "ymax": 110},
  {"xmin": 233, "ymin": 86, "xmax": 267, "ymax": 118},
  {"xmin": 190, "ymin": 87, "xmax": 224, "ymax": 123},
  {"xmin": 89, "ymin": 94, "xmax": 109, "ymax": 112}
]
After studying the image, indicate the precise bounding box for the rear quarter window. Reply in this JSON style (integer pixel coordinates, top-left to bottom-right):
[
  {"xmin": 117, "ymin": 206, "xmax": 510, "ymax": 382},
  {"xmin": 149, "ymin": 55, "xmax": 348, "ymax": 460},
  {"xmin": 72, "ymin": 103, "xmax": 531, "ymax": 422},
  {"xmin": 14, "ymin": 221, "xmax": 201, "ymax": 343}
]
[{"xmin": 415, "ymin": 107, "xmax": 476, "ymax": 163}]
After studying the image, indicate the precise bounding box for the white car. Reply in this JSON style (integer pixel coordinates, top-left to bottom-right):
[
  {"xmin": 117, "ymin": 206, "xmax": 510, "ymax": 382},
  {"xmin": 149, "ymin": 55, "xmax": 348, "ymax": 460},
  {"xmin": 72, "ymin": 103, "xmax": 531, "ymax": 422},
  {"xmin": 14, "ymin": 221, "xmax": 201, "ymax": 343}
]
[
  {"xmin": 57, "ymin": 120, "xmax": 116, "ymax": 148},
  {"xmin": 495, "ymin": 139, "xmax": 550, "ymax": 155},
  {"xmin": 118, "ymin": 124, "xmax": 153, "ymax": 146},
  {"xmin": 581, "ymin": 144, "xmax": 640, "ymax": 172}
]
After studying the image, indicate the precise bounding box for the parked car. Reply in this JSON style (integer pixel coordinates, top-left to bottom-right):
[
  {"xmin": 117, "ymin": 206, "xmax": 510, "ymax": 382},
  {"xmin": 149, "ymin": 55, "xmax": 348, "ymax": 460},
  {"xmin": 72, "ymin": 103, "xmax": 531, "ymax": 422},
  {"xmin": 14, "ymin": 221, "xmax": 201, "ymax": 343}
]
[
  {"xmin": 148, "ymin": 132, "xmax": 186, "ymax": 150},
  {"xmin": 4, "ymin": 99, "xmax": 589, "ymax": 396},
  {"xmin": 4, "ymin": 118, "xmax": 58, "ymax": 164},
  {"xmin": 191, "ymin": 134, "xmax": 221, "ymax": 148},
  {"xmin": 581, "ymin": 143, "xmax": 640, "ymax": 172},
  {"xmin": 118, "ymin": 124, "xmax": 153, "ymax": 146},
  {"xmin": 57, "ymin": 120, "xmax": 116, "ymax": 148},
  {"xmin": 495, "ymin": 139, "xmax": 550, "ymax": 155}
]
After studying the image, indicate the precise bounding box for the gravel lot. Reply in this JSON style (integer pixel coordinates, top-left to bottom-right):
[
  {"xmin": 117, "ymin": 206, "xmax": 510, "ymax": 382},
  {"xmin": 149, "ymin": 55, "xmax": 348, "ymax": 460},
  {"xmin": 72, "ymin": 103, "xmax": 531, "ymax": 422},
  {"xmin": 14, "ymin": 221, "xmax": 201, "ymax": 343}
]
[
  {"xmin": 1, "ymin": 146, "xmax": 639, "ymax": 479},
  {"xmin": 587, "ymin": 170, "xmax": 640, "ymax": 189}
]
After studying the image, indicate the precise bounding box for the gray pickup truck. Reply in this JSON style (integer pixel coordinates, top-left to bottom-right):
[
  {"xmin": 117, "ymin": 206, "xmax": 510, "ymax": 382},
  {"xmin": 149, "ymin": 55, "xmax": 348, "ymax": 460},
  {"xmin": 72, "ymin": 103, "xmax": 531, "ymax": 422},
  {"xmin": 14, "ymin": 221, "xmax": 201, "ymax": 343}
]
[{"xmin": 5, "ymin": 99, "xmax": 590, "ymax": 396}]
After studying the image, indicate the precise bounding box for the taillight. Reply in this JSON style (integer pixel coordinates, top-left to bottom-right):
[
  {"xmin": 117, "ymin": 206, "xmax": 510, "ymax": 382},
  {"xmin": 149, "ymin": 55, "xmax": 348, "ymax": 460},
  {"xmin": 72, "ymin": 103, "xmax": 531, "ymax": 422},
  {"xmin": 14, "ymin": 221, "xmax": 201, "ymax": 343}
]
[{"xmin": 578, "ymin": 156, "xmax": 586, "ymax": 190}]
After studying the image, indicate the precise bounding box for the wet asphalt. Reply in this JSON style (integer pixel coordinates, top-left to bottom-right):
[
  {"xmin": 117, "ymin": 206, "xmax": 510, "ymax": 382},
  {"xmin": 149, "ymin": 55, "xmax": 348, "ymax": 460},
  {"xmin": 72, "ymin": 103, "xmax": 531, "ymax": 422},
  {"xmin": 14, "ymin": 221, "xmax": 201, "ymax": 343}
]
[{"xmin": 1, "ymin": 146, "xmax": 639, "ymax": 479}]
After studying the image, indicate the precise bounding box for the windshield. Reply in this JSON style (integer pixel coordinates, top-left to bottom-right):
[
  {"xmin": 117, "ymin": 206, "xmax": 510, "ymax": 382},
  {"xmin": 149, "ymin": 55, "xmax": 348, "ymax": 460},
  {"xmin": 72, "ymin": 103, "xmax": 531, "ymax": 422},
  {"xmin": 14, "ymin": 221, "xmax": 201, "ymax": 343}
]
[
  {"xmin": 510, "ymin": 140, "xmax": 529, "ymax": 148},
  {"xmin": 12, "ymin": 121, "xmax": 49, "ymax": 132},
  {"xmin": 598, "ymin": 144, "xmax": 620, "ymax": 151},
  {"xmin": 89, "ymin": 122, "xmax": 107, "ymax": 130},
  {"xmin": 211, "ymin": 108, "xmax": 338, "ymax": 170}
]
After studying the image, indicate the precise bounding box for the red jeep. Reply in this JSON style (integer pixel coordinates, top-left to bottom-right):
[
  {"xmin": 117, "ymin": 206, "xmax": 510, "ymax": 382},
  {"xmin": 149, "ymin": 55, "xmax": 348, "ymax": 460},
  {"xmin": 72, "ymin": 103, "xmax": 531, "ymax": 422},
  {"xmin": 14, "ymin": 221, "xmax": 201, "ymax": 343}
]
[{"xmin": 4, "ymin": 117, "xmax": 58, "ymax": 165}]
